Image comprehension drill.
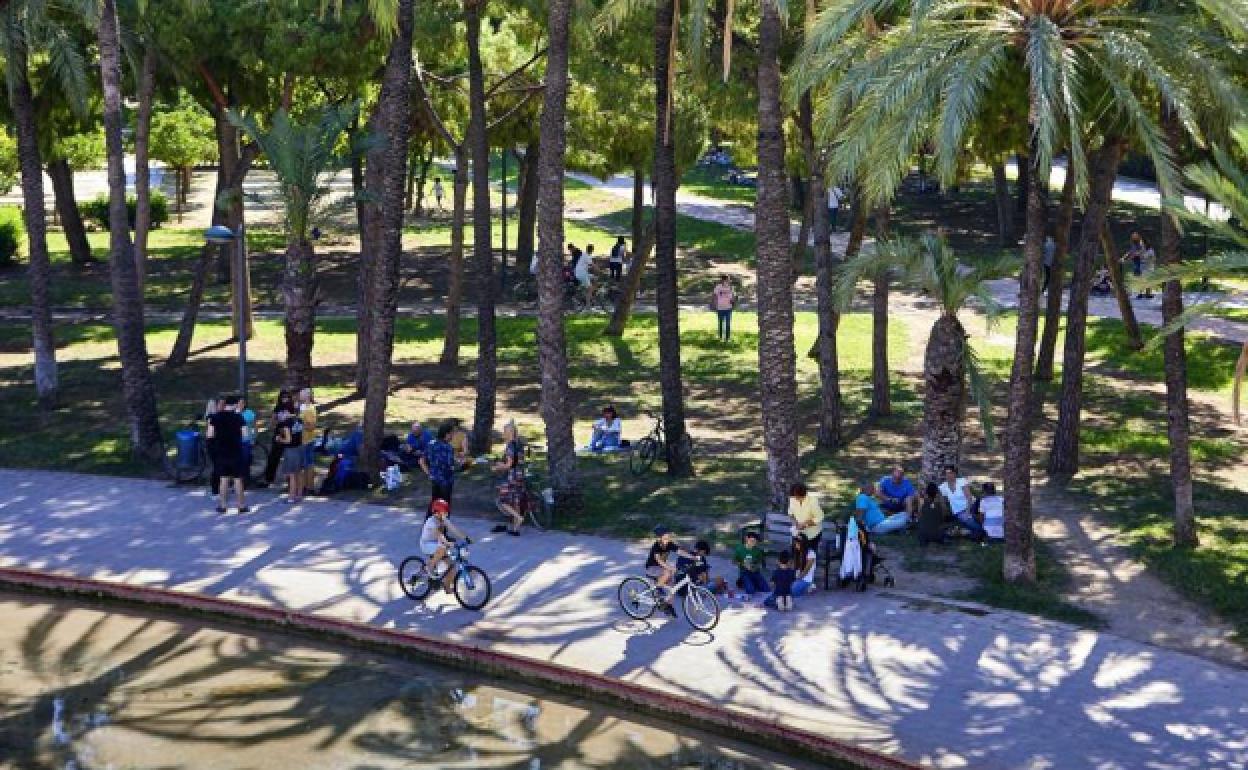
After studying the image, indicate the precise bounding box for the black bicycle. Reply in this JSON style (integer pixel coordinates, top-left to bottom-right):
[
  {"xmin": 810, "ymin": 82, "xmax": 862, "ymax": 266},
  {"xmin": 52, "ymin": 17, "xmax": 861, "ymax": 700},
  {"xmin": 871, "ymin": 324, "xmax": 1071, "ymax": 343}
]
[{"xmin": 628, "ymin": 411, "xmax": 695, "ymax": 476}]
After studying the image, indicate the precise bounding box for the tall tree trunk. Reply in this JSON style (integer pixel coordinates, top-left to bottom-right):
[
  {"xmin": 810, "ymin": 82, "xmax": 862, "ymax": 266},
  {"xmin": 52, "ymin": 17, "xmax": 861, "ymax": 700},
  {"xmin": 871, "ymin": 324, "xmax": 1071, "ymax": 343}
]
[
  {"xmin": 7, "ymin": 31, "xmax": 57, "ymax": 409},
  {"xmin": 1048, "ymin": 140, "xmax": 1124, "ymax": 477},
  {"xmin": 359, "ymin": 0, "xmax": 414, "ymax": 475},
  {"xmin": 356, "ymin": 109, "xmax": 383, "ymax": 393},
  {"xmin": 466, "ymin": 0, "xmax": 497, "ymax": 455},
  {"xmin": 99, "ymin": 0, "xmax": 161, "ymax": 457},
  {"xmin": 1002, "ymin": 118, "xmax": 1047, "ymax": 585},
  {"xmin": 1035, "ymin": 167, "xmax": 1077, "ymax": 382},
  {"xmin": 870, "ymin": 206, "xmax": 892, "ymax": 417},
  {"xmin": 653, "ymin": 0, "xmax": 693, "ymax": 475},
  {"xmin": 439, "ymin": 143, "xmax": 469, "ymax": 366},
  {"xmin": 514, "ymin": 140, "xmax": 540, "ymax": 271},
  {"xmin": 1014, "ymin": 153, "xmax": 1029, "ymax": 226},
  {"xmin": 755, "ymin": 0, "xmax": 797, "ymax": 507},
  {"xmin": 604, "ymin": 165, "xmax": 654, "ymax": 336},
  {"xmin": 921, "ymin": 315, "xmax": 968, "ymax": 484},
  {"xmin": 1102, "ymin": 227, "xmax": 1145, "ymax": 350},
  {"xmin": 133, "ymin": 46, "xmax": 156, "ymax": 295},
  {"xmin": 167, "ymin": 171, "xmax": 228, "ymax": 368},
  {"xmin": 1159, "ymin": 106, "xmax": 1197, "ymax": 547},
  {"xmin": 992, "ymin": 159, "xmax": 1014, "ymax": 247},
  {"xmin": 214, "ymin": 113, "xmax": 255, "ymax": 339},
  {"xmin": 800, "ymin": 93, "xmax": 841, "ymax": 449},
  {"xmin": 47, "ymin": 158, "xmax": 92, "ymax": 267},
  {"xmin": 807, "ymin": 194, "xmax": 867, "ymax": 358},
  {"xmin": 534, "ymin": 0, "xmax": 582, "ymax": 518},
  {"xmin": 215, "ymin": 114, "xmax": 238, "ymax": 285},
  {"xmin": 283, "ymin": 238, "xmax": 317, "ymax": 389}
]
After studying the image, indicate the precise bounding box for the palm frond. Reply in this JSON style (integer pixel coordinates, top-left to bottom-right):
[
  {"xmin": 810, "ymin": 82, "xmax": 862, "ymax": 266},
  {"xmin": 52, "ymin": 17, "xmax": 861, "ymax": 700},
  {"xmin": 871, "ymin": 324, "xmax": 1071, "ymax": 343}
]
[
  {"xmin": 964, "ymin": 342, "xmax": 997, "ymax": 449},
  {"xmin": 1136, "ymin": 301, "xmax": 1224, "ymax": 352}
]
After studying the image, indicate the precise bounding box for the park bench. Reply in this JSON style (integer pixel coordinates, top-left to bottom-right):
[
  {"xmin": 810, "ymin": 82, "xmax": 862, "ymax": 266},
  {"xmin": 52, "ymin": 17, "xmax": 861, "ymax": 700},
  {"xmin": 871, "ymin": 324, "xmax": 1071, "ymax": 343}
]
[{"xmin": 738, "ymin": 512, "xmax": 846, "ymax": 590}]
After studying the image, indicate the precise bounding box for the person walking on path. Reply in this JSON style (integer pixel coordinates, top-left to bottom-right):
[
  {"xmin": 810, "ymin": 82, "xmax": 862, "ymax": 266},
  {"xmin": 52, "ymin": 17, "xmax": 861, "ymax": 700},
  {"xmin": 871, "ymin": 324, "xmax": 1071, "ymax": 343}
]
[
  {"xmin": 712, "ymin": 275, "xmax": 737, "ymax": 342},
  {"xmin": 1122, "ymin": 231, "xmax": 1155, "ymax": 299},
  {"xmin": 207, "ymin": 395, "xmax": 248, "ymax": 513},
  {"xmin": 433, "ymin": 177, "xmax": 445, "ymax": 212},
  {"xmin": 827, "ymin": 186, "xmax": 844, "ymax": 232},
  {"xmin": 1042, "ymin": 235, "xmax": 1056, "ymax": 293},
  {"xmin": 609, "ymin": 236, "xmax": 627, "ymax": 282},
  {"xmin": 419, "ymin": 423, "xmax": 458, "ymax": 517}
]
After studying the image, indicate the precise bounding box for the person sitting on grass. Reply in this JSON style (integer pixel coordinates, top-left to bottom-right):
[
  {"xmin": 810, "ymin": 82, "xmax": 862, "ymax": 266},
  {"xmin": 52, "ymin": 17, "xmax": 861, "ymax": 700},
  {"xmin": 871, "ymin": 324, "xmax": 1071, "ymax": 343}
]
[
  {"xmin": 857, "ymin": 480, "xmax": 910, "ymax": 535},
  {"xmin": 420, "ymin": 498, "xmax": 469, "ymax": 591},
  {"xmin": 590, "ymin": 406, "xmax": 623, "ymax": 452},
  {"xmin": 940, "ymin": 465, "xmax": 986, "ymax": 542},
  {"xmin": 763, "ymin": 551, "xmax": 797, "ymax": 611},
  {"xmin": 878, "ymin": 466, "xmax": 919, "ymax": 520},
  {"xmin": 978, "ymin": 482, "xmax": 1005, "ymax": 541},
  {"xmin": 733, "ymin": 531, "xmax": 770, "ymax": 598},
  {"xmin": 646, "ymin": 526, "xmax": 692, "ymax": 617},
  {"xmin": 916, "ymin": 482, "xmax": 947, "ymax": 546}
]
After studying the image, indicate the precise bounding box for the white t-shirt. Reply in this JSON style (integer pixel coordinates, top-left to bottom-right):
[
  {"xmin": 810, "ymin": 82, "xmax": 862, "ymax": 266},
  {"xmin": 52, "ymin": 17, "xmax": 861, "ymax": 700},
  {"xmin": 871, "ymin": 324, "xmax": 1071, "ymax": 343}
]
[
  {"xmin": 981, "ymin": 496, "xmax": 1004, "ymax": 539},
  {"xmin": 574, "ymin": 254, "xmax": 591, "ymax": 285},
  {"xmin": 940, "ymin": 478, "xmax": 972, "ymax": 516},
  {"xmin": 828, "ymin": 187, "xmax": 844, "ymax": 209},
  {"xmin": 420, "ymin": 516, "xmax": 445, "ymax": 550},
  {"xmin": 610, "ymin": 243, "xmax": 626, "ymax": 265}
]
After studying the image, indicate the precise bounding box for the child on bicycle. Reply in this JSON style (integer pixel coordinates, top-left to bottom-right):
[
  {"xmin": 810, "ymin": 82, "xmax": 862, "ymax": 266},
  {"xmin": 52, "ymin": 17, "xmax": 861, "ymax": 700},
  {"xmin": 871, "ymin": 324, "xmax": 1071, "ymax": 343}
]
[
  {"xmin": 646, "ymin": 526, "xmax": 693, "ymax": 617},
  {"xmin": 421, "ymin": 499, "xmax": 469, "ymax": 590}
]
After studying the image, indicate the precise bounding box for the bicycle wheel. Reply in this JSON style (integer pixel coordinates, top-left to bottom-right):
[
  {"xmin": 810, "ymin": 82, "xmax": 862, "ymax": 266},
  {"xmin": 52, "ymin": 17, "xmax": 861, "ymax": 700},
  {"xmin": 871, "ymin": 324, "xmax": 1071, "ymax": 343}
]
[
  {"xmin": 617, "ymin": 577, "xmax": 659, "ymax": 620},
  {"xmin": 629, "ymin": 438, "xmax": 659, "ymax": 476},
  {"xmin": 248, "ymin": 442, "xmax": 269, "ymax": 483},
  {"xmin": 162, "ymin": 439, "xmax": 206, "ymax": 484},
  {"xmin": 524, "ymin": 488, "xmax": 550, "ymax": 531},
  {"xmin": 454, "ymin": 566, "xmax": 492, "ymax": 610},
  {"xmin": 683, "ymin": 585, "xmax": 721, "ymax": 632},
  {"xmin": 398, "ymin": 556, "xmax": 433, "ymax": 600}
]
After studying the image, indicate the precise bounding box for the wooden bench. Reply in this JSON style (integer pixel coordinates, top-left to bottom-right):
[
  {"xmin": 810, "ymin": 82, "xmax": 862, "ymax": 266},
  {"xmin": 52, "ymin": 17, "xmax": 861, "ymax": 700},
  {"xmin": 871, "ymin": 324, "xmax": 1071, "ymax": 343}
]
[{"xmin": 739, "ymin": 513, "xmax": 845, "ymax": 590}]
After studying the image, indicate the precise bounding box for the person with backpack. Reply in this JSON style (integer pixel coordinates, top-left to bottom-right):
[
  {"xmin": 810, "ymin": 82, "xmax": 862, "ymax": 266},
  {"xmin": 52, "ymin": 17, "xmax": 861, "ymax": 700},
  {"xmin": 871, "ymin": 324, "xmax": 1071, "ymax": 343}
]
[{"xmin": 711, "ymin": 275, "xmax": 737, "ymax": 342}]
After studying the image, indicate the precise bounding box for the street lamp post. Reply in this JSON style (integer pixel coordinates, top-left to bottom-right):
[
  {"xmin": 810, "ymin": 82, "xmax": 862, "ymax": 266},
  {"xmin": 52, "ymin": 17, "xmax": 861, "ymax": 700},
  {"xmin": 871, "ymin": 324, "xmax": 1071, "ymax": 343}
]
[{"xmin": 204, "ymin": 223, "xmax": 248, "ymax": 403}]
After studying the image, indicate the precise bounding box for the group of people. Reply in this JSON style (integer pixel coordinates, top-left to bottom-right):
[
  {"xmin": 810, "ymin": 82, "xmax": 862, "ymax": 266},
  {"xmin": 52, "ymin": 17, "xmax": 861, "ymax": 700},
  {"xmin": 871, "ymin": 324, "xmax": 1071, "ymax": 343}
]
[
  {"xmin": 531, "ymin": 237, "xmax": 633, "ymax": 303},
  {"xmin": 855, "ymin": 465, "xmax": 1004, "ymax": 545},
  {"xmin": 1043, "ymin": 229, "xmax": 1155, "ymax": 300}
]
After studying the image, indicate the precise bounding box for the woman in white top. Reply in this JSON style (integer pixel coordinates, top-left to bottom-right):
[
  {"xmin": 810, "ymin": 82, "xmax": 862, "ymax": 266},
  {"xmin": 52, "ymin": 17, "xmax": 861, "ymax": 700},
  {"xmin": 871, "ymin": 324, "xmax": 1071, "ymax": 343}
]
[
  {"xmin": 940, "ymin": 465, "xmax": 986, "ymax": 542},
  {"xmin": 590, "ymin": 405, "xmax": 623, "ymax": 452}
]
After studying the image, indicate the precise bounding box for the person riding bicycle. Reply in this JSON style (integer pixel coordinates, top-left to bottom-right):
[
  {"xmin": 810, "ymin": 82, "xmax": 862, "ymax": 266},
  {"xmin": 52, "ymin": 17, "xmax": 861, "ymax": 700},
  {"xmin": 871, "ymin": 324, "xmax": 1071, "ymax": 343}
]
[
  {"xmin": 420, "ymin": 498, "xmax": 469, "ymax": 590},
  {"xmin": 646, "ymin": 525, "xmax": 694, "ymax": 616}
]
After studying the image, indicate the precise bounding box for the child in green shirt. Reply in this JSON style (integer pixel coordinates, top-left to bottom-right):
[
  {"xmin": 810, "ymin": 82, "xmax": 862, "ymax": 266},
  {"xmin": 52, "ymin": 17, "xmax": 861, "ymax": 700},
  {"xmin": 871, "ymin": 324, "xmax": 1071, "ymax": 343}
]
[{"xmin": 733, "ymin": 531, "xmax": 770, "ymax": 597}]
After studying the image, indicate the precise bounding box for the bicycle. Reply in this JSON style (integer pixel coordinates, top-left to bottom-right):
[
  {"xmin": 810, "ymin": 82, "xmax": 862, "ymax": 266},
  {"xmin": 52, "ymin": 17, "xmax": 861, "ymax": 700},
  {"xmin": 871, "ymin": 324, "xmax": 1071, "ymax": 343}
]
[
  {"xmin": 628, "ymin": 411, "xmax": 695, "ymax": 476},
  {"xmin": 397, "ymin": 540, "xmax": 492, "ymax": 611},
  {"xmin": 617, "ymin": 564, "xmax": 720, "ymax": 632}
]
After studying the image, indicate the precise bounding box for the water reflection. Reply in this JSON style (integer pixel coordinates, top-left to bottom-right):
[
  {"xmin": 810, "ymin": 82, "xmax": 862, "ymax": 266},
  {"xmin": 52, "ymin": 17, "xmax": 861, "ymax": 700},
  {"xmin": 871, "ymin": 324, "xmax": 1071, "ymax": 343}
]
[{"xmin": 0, "ymin": 593, "xmax": 813, "ymax": 769}]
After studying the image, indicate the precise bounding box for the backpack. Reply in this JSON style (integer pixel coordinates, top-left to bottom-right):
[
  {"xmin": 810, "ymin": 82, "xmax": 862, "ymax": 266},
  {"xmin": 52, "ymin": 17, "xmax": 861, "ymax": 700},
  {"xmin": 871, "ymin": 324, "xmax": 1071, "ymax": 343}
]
[{"xmin": 319, "ymin": 455, "xmax": 343, "ymax": 495}]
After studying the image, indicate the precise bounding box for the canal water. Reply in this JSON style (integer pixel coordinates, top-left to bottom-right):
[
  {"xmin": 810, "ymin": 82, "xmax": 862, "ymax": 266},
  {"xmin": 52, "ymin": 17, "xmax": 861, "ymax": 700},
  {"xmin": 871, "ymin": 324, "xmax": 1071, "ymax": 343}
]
[{"xmin": 0, "ymin": 592, "xmax": 817, "ymax": 769}]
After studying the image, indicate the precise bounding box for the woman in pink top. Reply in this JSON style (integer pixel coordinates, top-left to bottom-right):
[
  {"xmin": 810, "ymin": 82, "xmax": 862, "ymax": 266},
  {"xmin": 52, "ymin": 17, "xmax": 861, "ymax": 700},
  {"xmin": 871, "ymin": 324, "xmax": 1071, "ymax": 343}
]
[{"xmin": 712, "ymin": 275, "xmax": 736, "ymax": 341}]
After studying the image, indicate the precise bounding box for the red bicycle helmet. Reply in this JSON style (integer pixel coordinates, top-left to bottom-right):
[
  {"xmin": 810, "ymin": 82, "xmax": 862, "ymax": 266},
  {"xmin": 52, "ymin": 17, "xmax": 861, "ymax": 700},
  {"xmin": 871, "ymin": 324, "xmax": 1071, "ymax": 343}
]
[{"xmin": 430, "ymin": 499, "xmax": 451, "ymax": 515}]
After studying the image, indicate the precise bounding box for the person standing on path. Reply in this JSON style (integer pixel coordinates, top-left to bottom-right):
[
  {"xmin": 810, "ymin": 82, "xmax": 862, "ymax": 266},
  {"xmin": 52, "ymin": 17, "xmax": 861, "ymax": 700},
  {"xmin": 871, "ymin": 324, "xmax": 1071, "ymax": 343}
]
[
  {"xmin": 712, "ymin": 275, "xmax": 736, "ymax": 342},
  {"xmin": 609, "ymin": 236, "xmax": 627, "ymax": 282},
  {"xmin": 298, "ymin": 388, "xmax": 318, "ymax": 492},
  {"xmin": 262, "ymin": 390, "xmax": 296, "ymax": 486},
  {"xmin": 1042, "ymin": 235, "xmax": 1056, "ymax": 293},
  {"xmin": 1122, "ymin": 231, "xmax": 1155, "ymax": 299},
  {"xmin": 276, "ymin": 409, "xmax": 306, "ymax": 503},
  {"xmin": 419, "ymin": 423, "xmax": 458, "ymax": 517},
  {"xmin": 207, "ymin": 395, "xmax": 248, "ymax": 513},
  {"xmin": 433, "ymin": 177, "xmax": 445, "ymax": 212},
  {"xmin": 827, "ymin": 186, "xmax": 844, "ymax": 232}
]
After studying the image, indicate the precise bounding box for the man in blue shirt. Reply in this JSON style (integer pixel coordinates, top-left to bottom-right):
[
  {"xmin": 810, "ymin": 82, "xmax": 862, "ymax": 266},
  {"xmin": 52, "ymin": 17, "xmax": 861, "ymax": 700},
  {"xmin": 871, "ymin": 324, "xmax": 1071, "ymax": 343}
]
[
  {"xmin": 856, "ymin": 480, "xmax": 910, "ymax": 535},
  {"xmin": 419, "ymin": 423, "xmax": 458, "ymax": 517},
  {"xmin": 878, "ymin": 466, "xmax": 919, "ymax": 520},
  {"xmin": 405, "ymin": 420, "xmax": 434, "ymax": 456}
]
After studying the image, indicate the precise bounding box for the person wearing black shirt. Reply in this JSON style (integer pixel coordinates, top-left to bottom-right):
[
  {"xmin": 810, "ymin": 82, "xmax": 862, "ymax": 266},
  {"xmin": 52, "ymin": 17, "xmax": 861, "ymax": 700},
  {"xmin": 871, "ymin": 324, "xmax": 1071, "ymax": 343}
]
[
  {"xmin": 646, "ymin": 526, "xmax": 691, "ymax": 617},
  {"xmin": 207, "ymin": 395, "xmax": 248, "ymax": 513},
  {"xmin": 261, "ymin": 389, "xmax": 296, "ymax": 486}
]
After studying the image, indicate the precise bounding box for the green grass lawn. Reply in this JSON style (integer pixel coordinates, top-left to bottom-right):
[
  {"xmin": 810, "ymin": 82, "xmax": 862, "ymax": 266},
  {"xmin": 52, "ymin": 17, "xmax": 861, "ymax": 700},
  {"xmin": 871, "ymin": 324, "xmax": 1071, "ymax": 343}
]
[{"xmin": 679, "ymin": 165, "xmax": 759, "ymax": 205}]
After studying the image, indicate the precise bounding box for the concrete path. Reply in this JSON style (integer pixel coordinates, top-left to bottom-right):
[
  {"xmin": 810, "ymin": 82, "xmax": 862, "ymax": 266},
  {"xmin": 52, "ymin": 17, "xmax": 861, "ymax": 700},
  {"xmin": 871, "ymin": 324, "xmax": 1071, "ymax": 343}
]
[{"xmin": 1, "ymin": 469, "xmax": 1244, "ymax": 770}]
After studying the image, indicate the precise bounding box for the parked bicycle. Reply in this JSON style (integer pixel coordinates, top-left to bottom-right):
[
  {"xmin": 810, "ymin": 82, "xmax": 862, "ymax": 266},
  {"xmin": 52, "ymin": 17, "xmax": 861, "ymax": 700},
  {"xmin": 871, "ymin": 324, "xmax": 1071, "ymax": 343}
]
[
  {"xmin": 617, "ymin": 564, "xmax": 720, "ymax": 632},
  {"xmin": 397, "ymin": 540, "xmax": 492, "ymax": 611},
  {"xmin": 628, "ymin": 411, "xmax": 695, "ymax": 476},
  {"xmin": 496, "ymin": 466, "xmax": 554, "ymax": 531}
]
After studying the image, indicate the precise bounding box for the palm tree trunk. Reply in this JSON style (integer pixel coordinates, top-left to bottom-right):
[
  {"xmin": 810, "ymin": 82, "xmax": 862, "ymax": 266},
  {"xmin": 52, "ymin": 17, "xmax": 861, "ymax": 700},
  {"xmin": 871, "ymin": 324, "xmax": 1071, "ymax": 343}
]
[
  {"xmin": 922, "ymin": 315, "xmax": 967, "ymax": 484},
  {"xmin": 439, "ymin": 143, "xmax": 469, "ymax": 366},
  {"xmin": 1102, "ymin": 227, "xmax": 1145, "ymax": 351},
  {"xmin": 755, "ymin": 0, "xmax": 797, "ymax": 507},
  {"xmin": 1048, "ymin": 140, "xmax": 1124, "ymax": 476},
  {"xmin": 603, "ymin": 165, "xmax": 654, "ymax": 337},
  {"xmin": 99, "ymin": 0, "xmax": 161, "ymax": 457},
  {"xmin": 1014, "ymin": 153, "xmax": 1029, "ymax": 226},
  {"xmin": 47, "ymin": 158, "xmax": 92, "ymax": 267},
  {"xmin": 992, "ymin": 159, "xmax": 1014, "ymax": 247},
  {"xmin": 534, "ymin": 0, "xmax": 582, "ymax": 518},
  {"xmin": 515, "ymin": 140, "xmax": 540, "ymax": 271},
  {"xmin": 1159, "ymin": 106, "xmax": 1197, "ymax": 547},
  {"xmin": 283, "ymin": 238, "xmax": 317, "ymax": 389},
  {"xmin": 870, "ymin": 206, "xmax": 892, "ymax": 417},
  {"xmin": 1035, "ymin": 168, "xmax": 1077, "ymax": 382},
  {"xmin": 7, "ymin": 30, "xmax": 57, "ymax": 409},
  {"xmin": 356, "ymin": 108, "xmax": 383, "ymax": 392},
  {"xmin": 133, "ymin": 46, "xmax": 156, "ymax": 295},
  {"xmin": 359, "ymin": 0, "xmax": 414, "ymax": 476},
  {"xmin": 653, "ymin": 0, "xmax": 693, "ymax": 476},
  {"xmin": 1002, "ymin": 127, "xmax": 1046, "ymax": 585},
  {"xmin": 807, "ymin": 195, "xmax": 867, "ymax": 357},
  {"xmin": 466, "ymin": 0, "xmax": 497, "ymax": 455}
]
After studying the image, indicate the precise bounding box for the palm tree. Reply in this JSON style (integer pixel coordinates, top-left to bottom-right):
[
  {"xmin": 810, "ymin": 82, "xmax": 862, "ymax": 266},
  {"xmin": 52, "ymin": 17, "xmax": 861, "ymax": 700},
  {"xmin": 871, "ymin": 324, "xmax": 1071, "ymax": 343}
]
[
  {"xmin": 98, "ymin": 0, "xmax": 162, "ymax": 458},
  {"xmin": 229, "ymin": 104, "xmax": 357, "ymax": 389},
  {"xmin": 839, "ymin": 233, "xmax": 1006, "ymax": 483},
  {"xmin": 797, "ymin": 0, "xmax": 1245, "ymax": 583},
  {"xmin": 533, "ymin": 0, "xmax": 583, "ymax": 516},
  {"xmin": 358, "ymin": 0, "xmax": 415, "ymax": 476}
]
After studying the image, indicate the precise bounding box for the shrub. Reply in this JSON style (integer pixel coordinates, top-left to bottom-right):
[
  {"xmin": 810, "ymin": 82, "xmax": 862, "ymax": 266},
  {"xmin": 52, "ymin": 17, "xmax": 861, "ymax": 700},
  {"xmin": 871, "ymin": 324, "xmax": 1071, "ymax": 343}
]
[
  {"xmin": 78, "ymin": 189, "xmax": 169, "ymax": 231},
  {"xmin": 0, "ymin": 206, "xmax": 25, "ymax": 267}
]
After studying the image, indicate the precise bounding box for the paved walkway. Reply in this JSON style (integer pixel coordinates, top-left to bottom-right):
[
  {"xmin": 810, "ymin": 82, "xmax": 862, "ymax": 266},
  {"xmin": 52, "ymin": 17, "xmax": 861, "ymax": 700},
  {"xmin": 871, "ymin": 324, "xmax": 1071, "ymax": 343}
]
[{"xmin": 1, "ymin": 469, "xmax": 1244, "ymax": 769}]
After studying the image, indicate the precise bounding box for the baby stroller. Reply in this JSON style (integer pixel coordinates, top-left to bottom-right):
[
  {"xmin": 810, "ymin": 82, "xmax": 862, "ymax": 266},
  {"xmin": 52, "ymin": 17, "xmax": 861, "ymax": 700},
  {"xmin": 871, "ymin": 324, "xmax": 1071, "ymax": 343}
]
[{"xmin": 836, "ymin": 517, "xmax": 895, "ymax": 592}]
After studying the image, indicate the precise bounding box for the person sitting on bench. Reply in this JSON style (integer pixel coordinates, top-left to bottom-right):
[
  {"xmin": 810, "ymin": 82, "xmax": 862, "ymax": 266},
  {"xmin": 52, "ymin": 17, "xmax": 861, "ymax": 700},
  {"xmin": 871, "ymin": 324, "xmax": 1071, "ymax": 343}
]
[{"xmin": 589, "ymin": 405, "xmax": 623, "ymax": 452}]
